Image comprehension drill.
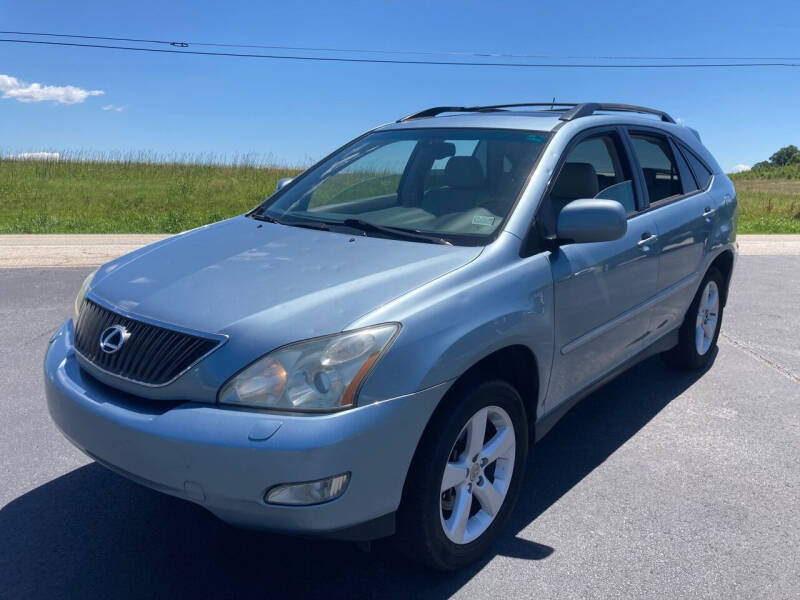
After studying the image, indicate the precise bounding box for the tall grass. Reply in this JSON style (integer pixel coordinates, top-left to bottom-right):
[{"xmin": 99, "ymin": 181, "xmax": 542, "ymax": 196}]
[
  {"xmin": 731, "ymin": 166, "xmax": 800, "ymax": 233},
  {"xmin": 0, "ymin": 151, "xmax": 302, "ymax": 233},
  {"xmin": 732, "ymin": 179, "xmax": 800, "ymax": 233}
]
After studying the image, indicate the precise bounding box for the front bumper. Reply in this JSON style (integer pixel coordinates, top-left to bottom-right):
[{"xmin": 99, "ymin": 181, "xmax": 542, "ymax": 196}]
[{"xmin": 44, "ymin": 321, "xmax": 446, "ymax": 538}]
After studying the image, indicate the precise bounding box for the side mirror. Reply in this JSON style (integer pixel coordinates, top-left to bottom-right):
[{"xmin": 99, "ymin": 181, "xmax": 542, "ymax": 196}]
[
  {"xmin": 556, "ymin": 199, "xmax": 627, "ymax": 244},
  {"xmin": 276, "ymin": 177, "xmax": 293, "ymax": 192}
]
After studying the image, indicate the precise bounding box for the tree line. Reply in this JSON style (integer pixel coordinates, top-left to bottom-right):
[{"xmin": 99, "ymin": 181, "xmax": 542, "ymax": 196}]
[{"xmin": 752, "ymin": 145, "xmax": 800, "ymax": 170}]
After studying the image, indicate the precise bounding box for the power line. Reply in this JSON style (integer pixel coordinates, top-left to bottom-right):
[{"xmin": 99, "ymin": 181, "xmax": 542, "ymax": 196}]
[
  {"xmin": 2, "ymin": 29, "xmax": 800, "ymax": 61},
  {"xmin": 0, "ymin": 30, "xmax": 177, "ymax": 46},
  {"xmin": 2, "ymin": 38, "xmax": 799, "ymax": 68}
]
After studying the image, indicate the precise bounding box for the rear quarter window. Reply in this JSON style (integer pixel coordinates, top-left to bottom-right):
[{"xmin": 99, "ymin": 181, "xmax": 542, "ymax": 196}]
[{"xmin": 679, "ymin": 144, "xmax": 714, "ymax": 189}]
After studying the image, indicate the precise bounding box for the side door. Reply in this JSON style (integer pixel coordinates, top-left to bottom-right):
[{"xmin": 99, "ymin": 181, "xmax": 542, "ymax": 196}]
[
  {"xmin": 541, "ymin": 128, "xmax": 660, "ymax": 411},
  {"xmin": 625, "ymin": 129, "xmax": 715, "ymax": 334}
]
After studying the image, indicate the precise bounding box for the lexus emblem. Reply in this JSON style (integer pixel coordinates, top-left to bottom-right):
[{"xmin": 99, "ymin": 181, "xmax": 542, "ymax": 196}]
[{"xmin": 99, "ymin": 325, "xmax": 130, "ymax": 354}]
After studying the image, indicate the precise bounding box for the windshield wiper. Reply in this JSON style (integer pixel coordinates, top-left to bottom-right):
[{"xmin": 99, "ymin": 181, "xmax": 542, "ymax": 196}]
[
  {"xmin": 250, "ymin": 212, "xmax": 280, "ymax": 224},
  {"xmin": 250, "ymin": 212, "xmax": 330, "ymax": 231},
  {"xmin": 342, "ymin": 219, "xmax": 452, "ymax": 245},
  {"xmin": 252, "ymin": 213, "xmax": 448, "ymax": 243},
  {"xmin": 281, "ymin": 218, "xmax": 331, "ymax": 232}
]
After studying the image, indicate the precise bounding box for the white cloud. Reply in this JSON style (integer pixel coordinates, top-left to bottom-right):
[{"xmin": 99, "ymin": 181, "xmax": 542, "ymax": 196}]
[
  {"xmin": 731, "ymin": 164, "xmax": 751, "ymax": 173},
  {"xmin": 7, "ymin": 152, "xmax": 61, "ymax": 160},
  {"xmin": 0, "ymin": 74, "xmax": 104, "ymax": 104},
  {"xmin": 102, "ymin": 104, "xmax": 128, "ymax": 112}
]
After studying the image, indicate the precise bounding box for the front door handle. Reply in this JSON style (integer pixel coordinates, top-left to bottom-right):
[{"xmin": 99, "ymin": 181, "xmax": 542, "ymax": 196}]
[{"xmin": 638, "ymin": 232, "xmax": 658, "ymax": 247}]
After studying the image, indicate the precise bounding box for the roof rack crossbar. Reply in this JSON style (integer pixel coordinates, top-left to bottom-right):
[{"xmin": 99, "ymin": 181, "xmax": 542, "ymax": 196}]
[
  {"xmin": 558, "ymin": 102, "xmax": 675, "ymax": 123},
  {"xmin": 397, "ymin": 102, "xmax": 579, "ymax": 122}
]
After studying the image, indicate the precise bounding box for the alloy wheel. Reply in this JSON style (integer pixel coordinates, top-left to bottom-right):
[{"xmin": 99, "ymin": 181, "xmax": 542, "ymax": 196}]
[
  {"xmin": 439, "ymin": 405, "xmax": 516, "ymax": 544},
  {"xmin": 695, "ymin": 279, "xmax": 720, "ymax": 355}
]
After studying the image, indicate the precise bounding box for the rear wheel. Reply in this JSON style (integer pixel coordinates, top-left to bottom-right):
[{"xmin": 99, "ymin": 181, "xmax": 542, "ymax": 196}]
[
  {"xmin": 662, "ymin": 267, "xmax": 724, "ymax": 370},
  {"xmin": 394, "ymin": 380, "xmax": 528, "ymax": 570}
]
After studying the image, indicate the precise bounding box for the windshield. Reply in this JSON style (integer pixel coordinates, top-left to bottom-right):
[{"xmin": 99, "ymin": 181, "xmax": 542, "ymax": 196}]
[{"xmin": 254, "ymin": 128, "xmax": 549, "ymax": 246}]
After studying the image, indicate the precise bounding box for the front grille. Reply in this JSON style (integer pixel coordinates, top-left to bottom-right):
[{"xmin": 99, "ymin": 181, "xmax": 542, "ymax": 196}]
[{"xmin": 74, "ymin": 299, "xmax": 220, "ymax": 386}]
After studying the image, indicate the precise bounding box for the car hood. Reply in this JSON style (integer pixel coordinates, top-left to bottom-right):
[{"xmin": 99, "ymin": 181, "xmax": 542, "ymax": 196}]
[{"xmin": 91, "ymin": 216, "xmax": 482, "ymax": 340}]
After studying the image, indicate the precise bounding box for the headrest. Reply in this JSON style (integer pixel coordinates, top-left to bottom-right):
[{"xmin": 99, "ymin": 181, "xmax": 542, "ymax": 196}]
[
  {"xmin": 444, "ymin": 156, "xmax": 484, "ymax": 189},
  {"xmin": 551, "ymin": 162, "xmax": 599, "ymax": 199}
]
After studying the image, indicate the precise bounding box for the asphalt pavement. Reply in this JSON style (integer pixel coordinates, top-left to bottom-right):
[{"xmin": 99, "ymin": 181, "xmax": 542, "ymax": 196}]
[{"xmin": 0, "ymin": 257, "xmax": 798, "ymax": 599}]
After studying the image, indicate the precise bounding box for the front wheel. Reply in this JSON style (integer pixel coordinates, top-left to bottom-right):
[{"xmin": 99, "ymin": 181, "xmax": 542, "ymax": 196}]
[
  {"xmin": 394, "ymin": 380, "xmax": 528, "ymax": 570},
  {"xmin": 662, "ymin": 267, "xmax": 724, "ymax": 370}
]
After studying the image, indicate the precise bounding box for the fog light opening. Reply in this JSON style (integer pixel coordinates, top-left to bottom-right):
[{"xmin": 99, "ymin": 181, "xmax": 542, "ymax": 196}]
[{"xmin": 265, "ymin": 473, "xmax": 351, "ymax": 506}]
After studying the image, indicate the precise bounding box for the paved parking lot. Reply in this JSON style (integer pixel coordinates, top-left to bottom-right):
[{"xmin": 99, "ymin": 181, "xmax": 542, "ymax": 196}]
[{"xmin": 1, "ymin": 257, "xmax": 798, "ymax": 599}]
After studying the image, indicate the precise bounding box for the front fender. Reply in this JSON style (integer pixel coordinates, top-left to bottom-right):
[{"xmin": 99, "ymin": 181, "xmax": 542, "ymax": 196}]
[{"xmin": 351, "ymin": 235, "xmax": 555, "ymax": 413}]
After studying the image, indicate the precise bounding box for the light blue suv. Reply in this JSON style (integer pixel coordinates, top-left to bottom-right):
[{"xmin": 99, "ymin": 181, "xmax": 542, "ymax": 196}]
[{"xmin": 45, "ymin": 102, "xmax": 737, "ymax": 570}]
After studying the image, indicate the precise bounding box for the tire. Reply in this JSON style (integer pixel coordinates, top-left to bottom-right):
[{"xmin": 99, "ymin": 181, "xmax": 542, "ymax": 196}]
[
  {"xmin": 662, "ymin": 267, "xmax": 724, "ymax": 370},
  {"xmin": 394, "ymin": 379, "xmax": 528, "ymax": 570}
]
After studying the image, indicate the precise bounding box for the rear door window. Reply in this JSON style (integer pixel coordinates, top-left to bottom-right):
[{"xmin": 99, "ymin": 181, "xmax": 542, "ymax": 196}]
[{"xmin": 629, "ymin": 133, "xmax": 684, "ymax": 203}]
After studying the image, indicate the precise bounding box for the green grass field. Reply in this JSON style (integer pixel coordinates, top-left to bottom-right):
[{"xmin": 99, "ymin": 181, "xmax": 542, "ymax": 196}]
[
  {"xmin": 730, "ymin": 174, "xmax": 800, "ymax": 233},
  {"xmin": 0, "ymin": 154, "xmax": 798, "ymax": 234},
  {"xmin": 0, "ymin": 155, "xmax": 300, "ymax": 234}
]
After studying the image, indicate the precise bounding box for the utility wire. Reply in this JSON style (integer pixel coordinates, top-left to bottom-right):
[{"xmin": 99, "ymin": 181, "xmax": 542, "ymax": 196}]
[
  {"xmin": 2, "ymin": 38, "xmax": 799, "ymax": 68},
  {"xmin": 2, "ymin": 29, "xmax": 799, "ymax": 61},
  {"xmin": 0, "ymin": 30, "xmax": 177, "ymax": 46}
]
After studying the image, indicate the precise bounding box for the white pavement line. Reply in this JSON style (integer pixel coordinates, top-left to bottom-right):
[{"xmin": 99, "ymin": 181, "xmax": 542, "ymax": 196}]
[
  {"xmin": 0, "ymin": 234, "xmax": 169, "ymax": 268},
  {"xmin": 1, "ymin": 233, "xmax": 799, "ymax": 267},
  {"xmin": 0, "ymin": 234, "xmax": 170, "ymax": 245},
  {"xmin": 737, "ymin": 234, "xmax": 800, "ymax": 256}
]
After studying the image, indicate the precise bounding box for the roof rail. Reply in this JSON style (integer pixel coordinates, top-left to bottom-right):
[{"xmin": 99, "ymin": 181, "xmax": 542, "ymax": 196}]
[
  {"xmin": 397, "ymin": 102, "xmax": 578, "ymax": 122},
  {"xmin": 558, "ymin": 102, "xmax": 675, "ymax": 123},
  {"xmin": 397, "ymin": 102, "xmax": 675, "ymax": 124}
]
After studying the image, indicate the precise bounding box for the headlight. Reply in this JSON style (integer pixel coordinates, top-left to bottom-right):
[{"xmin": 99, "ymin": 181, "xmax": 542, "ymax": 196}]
[
  {"xmin": 218, "ymin": 323, "xmax": 399, "ymax": 412},
  {"xmin": 74, "ymin": 269, "xmax": 98, "ymax": 323}
]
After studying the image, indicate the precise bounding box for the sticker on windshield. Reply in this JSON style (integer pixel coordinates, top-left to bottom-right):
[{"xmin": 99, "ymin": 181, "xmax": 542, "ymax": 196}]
[
  {"xmin": 472, "ymin": 215, "xmax": 496, "ymax": 227},
  {"xmin": 526, "ymin": 134, "xmax": 546, "ymax": 143}
]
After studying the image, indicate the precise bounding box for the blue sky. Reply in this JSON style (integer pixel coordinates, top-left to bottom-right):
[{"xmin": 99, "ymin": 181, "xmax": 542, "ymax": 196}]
[{"xmin": 2, "ymin": 0, "xmax": 800, "ymax": 171}]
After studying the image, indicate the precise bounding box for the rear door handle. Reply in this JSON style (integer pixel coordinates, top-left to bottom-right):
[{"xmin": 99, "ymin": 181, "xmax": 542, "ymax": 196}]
[
  {"xmin": 638, "ymin": 232, "xmax": 658, "ymax": 247},
  {"xmin": 703, "ymin": 206, "xmax": 717, "ymax": 217}
]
